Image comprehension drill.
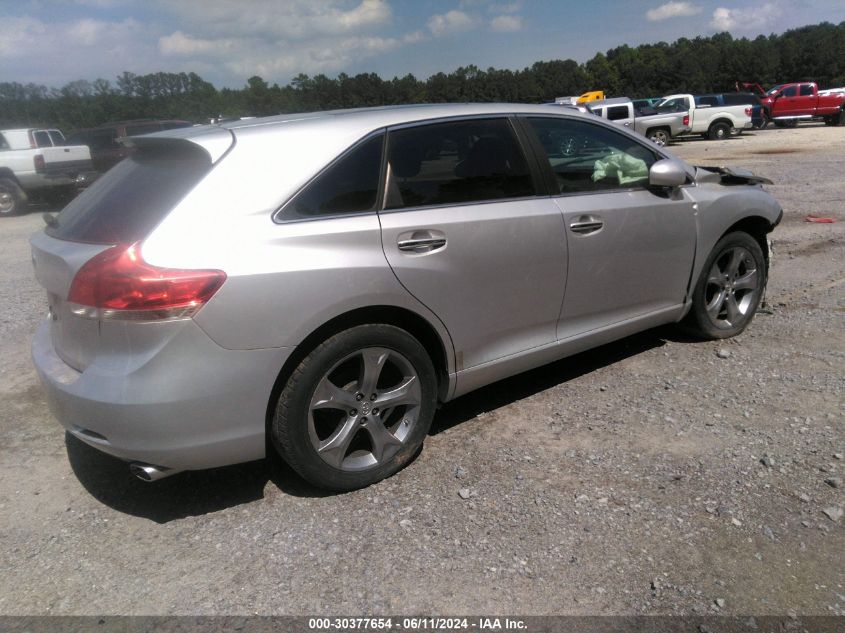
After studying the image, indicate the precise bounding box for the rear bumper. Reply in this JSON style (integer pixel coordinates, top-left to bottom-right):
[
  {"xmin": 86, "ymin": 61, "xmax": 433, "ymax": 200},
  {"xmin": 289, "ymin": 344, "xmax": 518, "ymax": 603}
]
[{"xmin": 31, "ymin": 318, "xmax": 292, "ymax": 471}]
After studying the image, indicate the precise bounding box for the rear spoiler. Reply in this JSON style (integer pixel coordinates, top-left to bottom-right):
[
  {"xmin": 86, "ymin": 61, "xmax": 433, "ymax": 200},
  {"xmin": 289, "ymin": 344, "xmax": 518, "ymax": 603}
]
[{"xmin": 119, "ymin": 126, "xmax": 234, "ymax": 164}]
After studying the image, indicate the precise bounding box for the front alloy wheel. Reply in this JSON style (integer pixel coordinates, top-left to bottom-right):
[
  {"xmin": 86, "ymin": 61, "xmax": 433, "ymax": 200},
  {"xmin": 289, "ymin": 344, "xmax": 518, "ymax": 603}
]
[
  {"xmin": 683, "ymin": 231, "xmax": 767, "ymax": 339},
  {"xmin": 704, "ymin": 246, "xmax": 760, "ymax": 329},
  {"xmin": 272, "ymin": 324, "xmax": 436, "ymax": 491}
]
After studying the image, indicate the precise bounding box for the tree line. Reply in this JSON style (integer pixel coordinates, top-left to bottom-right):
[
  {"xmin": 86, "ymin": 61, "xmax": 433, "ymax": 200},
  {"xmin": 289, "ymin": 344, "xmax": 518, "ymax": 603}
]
[{"xmin": 1, "ymin": 21, "xmax": 843, "ymax": 133}]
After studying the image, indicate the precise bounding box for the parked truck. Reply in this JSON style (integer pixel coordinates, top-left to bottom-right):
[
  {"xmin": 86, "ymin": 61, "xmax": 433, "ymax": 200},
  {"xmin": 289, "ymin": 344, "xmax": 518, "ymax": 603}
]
[
  {"xmin": 0, "ymin": 128, "xmax": 95, "ymax": 216},
  {"xmin": 587, "ymin": 97, "xmax": 691, "ymax": 146},
  {"xmin": 737, "ymin": 81, "xmax": 845, "ymax": 127},
  {"xmin": 655, "ymin": 94, "xmax": 753, "ymax": 140}
]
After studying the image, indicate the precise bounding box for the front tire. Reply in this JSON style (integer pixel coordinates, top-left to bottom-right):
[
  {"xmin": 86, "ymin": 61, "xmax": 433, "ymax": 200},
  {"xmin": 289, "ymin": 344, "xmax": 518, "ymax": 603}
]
[
  {"xmin": 0, "ymin": 178, "xmax": 25, "ymax": 217},
  {"xmin": 683, "ymin": 231, "xmax": 767, "ymax": 339},
  {"xmin": 271, "ymin": 324, "xmax": 437, "ymax": 491}
]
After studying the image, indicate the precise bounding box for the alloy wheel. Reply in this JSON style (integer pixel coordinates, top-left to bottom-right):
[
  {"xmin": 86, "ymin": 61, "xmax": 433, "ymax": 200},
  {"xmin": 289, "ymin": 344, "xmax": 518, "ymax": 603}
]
[
  {"xmin": 704, "ymin": 246, "xmax": 760, "ymax": 328},
  {"xmin": 307, "ymin": 347, "xmax": 422, "ymax": 471}
]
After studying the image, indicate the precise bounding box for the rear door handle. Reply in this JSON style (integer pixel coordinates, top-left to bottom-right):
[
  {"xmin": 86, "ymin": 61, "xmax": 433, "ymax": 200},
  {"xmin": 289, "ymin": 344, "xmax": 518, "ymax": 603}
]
[
  {"xmin": 397, "ymin": 230, "xmax": 447, "ymax": 253},
  {"xmin": 569, "ymin": 217, "xmax": 604, "ymax": 235}
]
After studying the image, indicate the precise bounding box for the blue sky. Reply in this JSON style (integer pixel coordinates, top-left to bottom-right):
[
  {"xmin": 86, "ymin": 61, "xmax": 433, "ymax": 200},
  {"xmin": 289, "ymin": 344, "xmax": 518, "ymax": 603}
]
[{"xmin": 2, "ymin": 0, "xmax": 844, "ymax": 89}]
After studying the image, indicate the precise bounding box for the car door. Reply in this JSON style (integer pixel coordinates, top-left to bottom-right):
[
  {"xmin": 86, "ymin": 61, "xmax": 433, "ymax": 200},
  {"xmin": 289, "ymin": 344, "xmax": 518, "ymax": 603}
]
[
  {"xmin": 521, "ymin": 116, "xmax": 697, "ymax": 340},
  {"xmin": 378, "ymin": 117, "xmax": 568, "ymax": 370},
  {"xmin": 775, "ymin": 85, "xmax": 798, "ymax": 117},
  {"xmin": 797, "ymin": 83, "xmax": 816, "ymax": 114}
]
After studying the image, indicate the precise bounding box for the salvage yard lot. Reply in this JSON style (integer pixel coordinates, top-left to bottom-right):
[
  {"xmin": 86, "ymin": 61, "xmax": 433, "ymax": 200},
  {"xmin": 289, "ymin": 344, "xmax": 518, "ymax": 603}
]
[{"xmin": 0, "ymin": 124, "xmax": 842, "ymax": 616}]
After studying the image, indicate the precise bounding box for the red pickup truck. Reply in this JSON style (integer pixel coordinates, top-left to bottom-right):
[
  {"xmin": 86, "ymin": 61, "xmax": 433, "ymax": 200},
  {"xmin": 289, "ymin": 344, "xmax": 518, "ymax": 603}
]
[{"xmin": 737, "ymin": 81, "xmax": 845, "ymax": 127}]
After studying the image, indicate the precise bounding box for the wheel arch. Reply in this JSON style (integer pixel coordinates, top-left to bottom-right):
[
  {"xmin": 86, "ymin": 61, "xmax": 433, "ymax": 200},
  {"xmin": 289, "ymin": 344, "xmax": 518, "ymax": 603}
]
[
  {"xmin": 0, "ymin": 168, "xmax": 21, "ymax": 184},
  {"xmin": 719, "ymin": 215, "xmax": 776, "ymax": 266},
  {"xmin": 264, "ymin": 305, "xmax": 452, "ymax": 437},
  {"xmin": 709, "ymin": 118, "xmax": 734, "ymax": 130}
]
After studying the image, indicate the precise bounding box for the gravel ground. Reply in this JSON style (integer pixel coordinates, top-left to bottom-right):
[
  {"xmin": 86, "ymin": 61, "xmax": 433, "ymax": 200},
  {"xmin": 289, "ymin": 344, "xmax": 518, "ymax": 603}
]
[{"xmin": 0, "ymin": 123, "xmax": 842, "ymax": 617}]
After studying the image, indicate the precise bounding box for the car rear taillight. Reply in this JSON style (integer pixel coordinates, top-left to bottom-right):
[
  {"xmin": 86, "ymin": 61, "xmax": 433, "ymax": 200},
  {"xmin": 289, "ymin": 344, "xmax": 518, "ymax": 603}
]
[
  {"xmin": 745, "ymin": 107, "xmax": 752, "ymax": 116},
  {"xmin": 683, "ymin": 115, "xmax": 689, "ymax": 126},
  {"xmin": 34, "ymin": 155, "xmax": 46, "ymax": 173},
  {"xmin": 67, "ymin": 243, "xmax": 226, "ymax": 321}
]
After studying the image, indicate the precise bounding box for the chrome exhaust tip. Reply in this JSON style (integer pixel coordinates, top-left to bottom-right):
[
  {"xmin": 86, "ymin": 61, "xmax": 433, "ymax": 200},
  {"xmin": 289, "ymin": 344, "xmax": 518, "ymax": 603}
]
[{"xmin": 129, "ymin": 462, "xmax": 181, "ymax": 482}]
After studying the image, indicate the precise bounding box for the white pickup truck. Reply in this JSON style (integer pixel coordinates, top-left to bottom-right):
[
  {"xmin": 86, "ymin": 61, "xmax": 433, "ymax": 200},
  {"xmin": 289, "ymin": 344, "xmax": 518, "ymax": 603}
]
[
  {"xmin": 0, "ymin": 128, "xmax": 95, "ymax": 216},
  {"xmin": 656, "ymin": 94, "xmax": 753, "ymax": 140},
  {"xmin": 587, "ymin": 97, "xmax": 691, "ymax": 146}
]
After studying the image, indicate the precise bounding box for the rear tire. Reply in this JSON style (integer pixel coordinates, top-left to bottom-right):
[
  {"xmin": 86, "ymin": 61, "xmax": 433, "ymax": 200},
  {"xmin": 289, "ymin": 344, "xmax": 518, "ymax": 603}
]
[
  {"xmin": 682, "ymin": 231, "xmax": 767, "ymax": 340},
  {"xmin": 271, "ymin": 324, "xmax": 437, "ymax": 491},
  {"xmin": 0, "ymin": 178, "xmax": 25, "ymax": 217},
  {"xmin": 647, "ymin": 128, "xmax": 670, "ymax": 146},
  {"xmin": 707, "ymin": 122, "xmax": 731, "ymax": 140}
]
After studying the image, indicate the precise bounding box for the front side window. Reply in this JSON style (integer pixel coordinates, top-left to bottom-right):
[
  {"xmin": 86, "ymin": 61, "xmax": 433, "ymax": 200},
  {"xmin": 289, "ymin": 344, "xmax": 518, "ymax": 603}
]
[
  {"xmin": 782, "ymin": 86, "xmax": 797, "ymax": 97},
  {"xmin": 48, "ymin": 130, "xmax": 65, "ymax": 146},
  {"xmin": 526, "ymin": 117, "xmax": 658, "ymax": 194},
  {"xmin": 283, "ymin": 133, "xmax": 384, "ymax": 220},
  {"xmin": 384, "ymin": 118, "xmax": 534, "ymax": 210}
]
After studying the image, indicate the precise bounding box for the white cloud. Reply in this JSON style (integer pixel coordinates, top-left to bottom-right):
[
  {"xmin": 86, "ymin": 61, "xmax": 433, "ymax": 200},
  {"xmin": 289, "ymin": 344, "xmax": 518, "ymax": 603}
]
[
  {"xmin": 158, "ymin": 0, "xmax": 392, "ymax": 40},
  {"xmin": 490, "ymin": 15, "xmax": 523, "ymax": 32},
  {"xmin": 710, "ymin": 2, "xmax": 782, "ymax": 31},
  {"xmin": 159, "ymin": 31, "xmax": 232, "ymax": 56},
  {"xmin": 646, "ymin": 1, "xmax": 702, "ymax": 21},
  {"xmin": 402, "ymin": 30, "xmax": 427, "ymax": 44},
  {"xmin": 427, "ymin": 10, "xmax": 475, "ymax": 37}
]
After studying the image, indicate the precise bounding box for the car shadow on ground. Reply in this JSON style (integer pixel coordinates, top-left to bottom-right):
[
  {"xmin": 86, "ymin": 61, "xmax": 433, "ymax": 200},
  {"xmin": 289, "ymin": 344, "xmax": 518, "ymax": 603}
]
[{"xmin": 66, "ymin": 325, "xmax": 693, "ymax": 521}]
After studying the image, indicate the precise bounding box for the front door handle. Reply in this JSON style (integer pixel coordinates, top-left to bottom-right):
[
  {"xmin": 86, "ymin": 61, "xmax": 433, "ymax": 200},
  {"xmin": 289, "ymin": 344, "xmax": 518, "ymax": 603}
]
[
  {"xmin": 569, "ymin": 217, "xmax": 604, "ymax": 235},
  {"xmin": 397, "ymin": 231, "xmax": 447, "ymax": 253}
]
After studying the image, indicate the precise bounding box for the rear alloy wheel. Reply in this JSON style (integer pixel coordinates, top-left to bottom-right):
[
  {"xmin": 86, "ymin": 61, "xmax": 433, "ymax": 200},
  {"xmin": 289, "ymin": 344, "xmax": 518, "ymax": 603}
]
[
  {"xmin": 0, "ymin": 177, "xmax": 25, "ymax": 217},
  {"xmin": 648, "ymin": 128, "xmax": 669, "ymax": 146},
  {"xmin": 683, "ymin": 231, "xmax": 767, "ymax": 339},
  {"xmin": 272, "ymin": 324, "xmax": 437, "ymax": 491},
  {"xmin": 708, "ymin": 122, "xmax": 731, "ymax": 140}
]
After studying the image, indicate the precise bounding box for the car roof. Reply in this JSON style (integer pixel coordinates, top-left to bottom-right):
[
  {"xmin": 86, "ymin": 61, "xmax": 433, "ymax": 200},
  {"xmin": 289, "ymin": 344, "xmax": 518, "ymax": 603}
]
[{"xmin": 218, "ymin": 103, "xmax": 593, "ymax": 133}]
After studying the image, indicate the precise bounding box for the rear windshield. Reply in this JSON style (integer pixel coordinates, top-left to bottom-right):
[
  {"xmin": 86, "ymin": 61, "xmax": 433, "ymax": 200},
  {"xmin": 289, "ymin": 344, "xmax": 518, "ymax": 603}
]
[{"xmin": 46, "ymin": 144, "xmax": 211, "ymax": 244}]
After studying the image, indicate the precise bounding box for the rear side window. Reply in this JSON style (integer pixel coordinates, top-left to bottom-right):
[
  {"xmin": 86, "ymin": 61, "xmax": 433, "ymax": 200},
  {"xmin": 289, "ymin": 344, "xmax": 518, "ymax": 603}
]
[
  {"xmin": 90, "ymin": 129, "xmax": 119, "ymax": 149},
  {"xmin": 282, "ymin": 133, "xmax": 384, "ymax": 220},
  {"xmin": 384, "ymin": 118, "xmax": 534, "ymax": 210},
  {"xmin": 606, "ymin": 105, "xmax": 629, "ymax": 121},
  {"xmin": 799, "ymin": 84, "xmax": 814, "ymax": 96},
  {"xmin": 33, "ymin": 131, "xmax": 51, "ymax": 147},
  {"xmin": 46, "ymin": 144, "xmax": 211, "ymax": 244}
]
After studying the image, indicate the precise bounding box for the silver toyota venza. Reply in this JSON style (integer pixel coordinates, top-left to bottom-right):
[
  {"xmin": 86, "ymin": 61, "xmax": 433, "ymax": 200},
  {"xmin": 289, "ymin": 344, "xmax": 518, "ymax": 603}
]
[{"xmin": 31, "ymin": 104, "xmax": 782, "ymax": 490}]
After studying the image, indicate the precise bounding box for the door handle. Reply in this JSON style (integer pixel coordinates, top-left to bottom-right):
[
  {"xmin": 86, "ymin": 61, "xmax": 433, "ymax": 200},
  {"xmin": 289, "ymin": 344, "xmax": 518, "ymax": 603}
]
[
  {"xmin": 397, "ymin": 236, "xmax": 447, "ymax": 253},
  {"xmin": 569, "ymin": 217, "xmax": 604, "ymax": 235}
]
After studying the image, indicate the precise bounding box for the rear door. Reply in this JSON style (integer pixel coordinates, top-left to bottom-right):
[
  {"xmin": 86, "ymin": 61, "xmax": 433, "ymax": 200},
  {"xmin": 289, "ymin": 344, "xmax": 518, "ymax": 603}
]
[
  {"xmin": 378, "ymin": 117, "xmax": 568, "ymax": 370},
  {"xmin": 796, "ymin": 83, "xmax": 817, "ymax": 114},
  {"xmin": 522, "ymin": 116, "xmax": 696, "ymax": 340}
]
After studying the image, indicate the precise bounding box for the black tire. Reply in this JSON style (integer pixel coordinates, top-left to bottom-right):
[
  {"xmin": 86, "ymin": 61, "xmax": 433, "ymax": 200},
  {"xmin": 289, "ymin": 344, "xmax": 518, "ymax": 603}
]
[
  {"xmin": 682, "ymin": 231, "xmax": 767, "ymax": 340},
  {"xmin": 0, "ymin": 177, "xmax": 25, "ymax": 217},
  {"xmin": 271, "ymin": 324, "xmax": 437, "ymax": 491},
  {"xmin": 707, "ymin": 122, "xmax": 731, "ymax": 140}
]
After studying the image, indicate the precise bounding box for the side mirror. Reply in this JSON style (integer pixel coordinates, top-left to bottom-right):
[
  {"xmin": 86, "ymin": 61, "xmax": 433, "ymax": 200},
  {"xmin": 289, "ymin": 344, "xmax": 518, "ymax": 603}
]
[{"xmin": 649, "ymin": 159, "xmax": 687, "ymax": 187}]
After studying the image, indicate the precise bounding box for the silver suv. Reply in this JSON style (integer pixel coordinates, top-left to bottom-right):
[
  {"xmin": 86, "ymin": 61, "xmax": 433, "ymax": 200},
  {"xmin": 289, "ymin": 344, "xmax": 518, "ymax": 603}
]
[{"xmin": 31, "ymin": 104, "xmax": 782, "ymax": 490}]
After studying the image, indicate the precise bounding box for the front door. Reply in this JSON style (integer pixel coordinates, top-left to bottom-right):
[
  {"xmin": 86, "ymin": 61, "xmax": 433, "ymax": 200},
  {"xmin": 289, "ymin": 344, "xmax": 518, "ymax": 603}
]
[{"xmin": 522, "ymin": 116, "xmax": 697, "ymax": 340}]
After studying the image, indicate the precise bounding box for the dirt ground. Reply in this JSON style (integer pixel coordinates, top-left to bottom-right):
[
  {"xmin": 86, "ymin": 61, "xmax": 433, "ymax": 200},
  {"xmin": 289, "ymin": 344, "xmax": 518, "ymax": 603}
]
[{"xmin": 0, "ymin": 123, "xmax": 842, "ymax": 617}]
